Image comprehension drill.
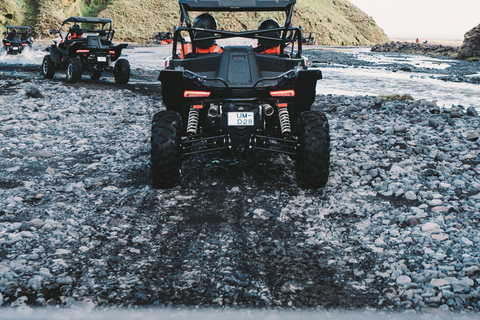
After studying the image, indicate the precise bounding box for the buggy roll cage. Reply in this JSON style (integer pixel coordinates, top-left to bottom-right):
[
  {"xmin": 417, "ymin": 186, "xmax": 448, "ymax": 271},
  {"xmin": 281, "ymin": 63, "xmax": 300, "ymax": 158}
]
[
  {"xmin": 53, "ymin": 17, "xmax": 115, "ymax": 42},
  {"xmin": 172, "ymin": 0, "xmax": 303, "ymax": 58},
  {"xmin": 3, "ymin": 26, "xmax": 33, "ymax": 37}
]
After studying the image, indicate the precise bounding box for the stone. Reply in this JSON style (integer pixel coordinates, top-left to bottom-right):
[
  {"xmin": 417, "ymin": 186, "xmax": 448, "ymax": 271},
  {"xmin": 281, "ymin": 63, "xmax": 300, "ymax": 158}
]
[
  {"xmin": 431, "ymin": 234, "xmax": 449, "ymax": 241},
  {"xmin": 450, "ymin": 111, "xmax": 463, "ymax": 118},
  {"xmin": 26, "ymin": 87, "xmax": 44, "ymax": 99},
  {"xmin": 396, "ymin": 275, "xmax": 412, "ymax": 286},
  {"xmin": 457, "ymin": 23, "xmax": 480, "ymax": 60},
  {"xmin": 428, "ymin": 119, "xmax": 440, "ymax": 128},
  {"xmin": 466, "ymin": 131, "xmax": 480, "ymax": 141},
  {"xmin": 6, "ymin": 166, "xmax": 20, "ymax": 172},
  {"xmin": 405, "ymin": 218, "xmax": 421, "ymax": 226},
  {"xmin": 374, "ymin": 238, "xmax": 387, "ymax": 247},
  {"xmin": 460, "ymin": 237, "xmax": 473, "ymax": 246},
  {"xmin": 467, "ymin": 106, "xmax": 479, "ymax": 117},
  {"xmin": 404, "ymin": 191, "xmax": 417, "ymax": 200},
  {"xmin": 27, "ymin": 219, "xmax": 44, "ymax": 229},
  {"xmin": 432, "ymin": 206, "xmax": 449, "ymax": 213},
  {"xmin": 431, "ymin": 278, "xmax": 450, "ymax": 287},
  {"xmin": 422, "ymin": 222, "xmax": 441, "ymax": 232},
  {"xmin": 394, "ymin": 124, "xmax": 408, "ymax": 133}
]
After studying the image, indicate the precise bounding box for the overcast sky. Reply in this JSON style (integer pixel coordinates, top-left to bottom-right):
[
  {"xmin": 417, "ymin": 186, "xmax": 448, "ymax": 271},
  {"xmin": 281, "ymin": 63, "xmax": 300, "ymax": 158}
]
[{"xmin": 347, "ymin": 0, "xmax": 479, "ymax": 40}]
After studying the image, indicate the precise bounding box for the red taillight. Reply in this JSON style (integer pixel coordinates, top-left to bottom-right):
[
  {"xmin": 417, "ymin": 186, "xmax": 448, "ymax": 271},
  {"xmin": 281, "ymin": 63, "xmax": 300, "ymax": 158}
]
[
  {"xmin": 184, "ymin": 90, "xmax": 211, "ymax": 98},
  {"xmin": 76, "ymin": 49, "xmax": 90, "ymax": 53},
  {"xmin": 278, "ymin": 103, "xmax": 288, "ymax": 108},
  {"xmin": 5, "ymin": 43, "xmax": 10, "ymax": 45},
  {"xmin": 270, "ymin": 90, "xmax": 295, "ymax": 97},
  {"xmin": 22, "ymin": 44, "xmax": 28, "ymax": 46},
  {"xmin": 192, "ymin": 104, "xmax": 203, "ymax": 109},
  {"xmin": 109, "ymin": 50, "xmax": 115, "ymax": 55}
]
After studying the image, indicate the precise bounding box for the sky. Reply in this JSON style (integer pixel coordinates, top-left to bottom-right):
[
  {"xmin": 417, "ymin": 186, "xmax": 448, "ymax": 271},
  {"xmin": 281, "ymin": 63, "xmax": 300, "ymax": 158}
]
[{"xmin": 347, "ymin": 0, "xmax": 480, "ymax": 40}]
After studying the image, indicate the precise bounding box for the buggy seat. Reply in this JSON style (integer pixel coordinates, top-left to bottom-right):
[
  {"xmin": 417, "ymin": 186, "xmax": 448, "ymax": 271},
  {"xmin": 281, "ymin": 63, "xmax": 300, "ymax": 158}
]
[
  {"xmin": 86, "ymin": 35, "xmax": 104, "ymax": 49},
  {"xmin": 11, "ymin": 35, "xmax": 22, "ymax": 44}
]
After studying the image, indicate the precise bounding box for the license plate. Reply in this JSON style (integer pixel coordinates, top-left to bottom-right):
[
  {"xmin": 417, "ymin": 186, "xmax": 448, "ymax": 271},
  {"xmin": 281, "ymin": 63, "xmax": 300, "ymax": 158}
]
[
  {"xmin": 97, "ymin": 56, "xmax": 107, "ymax": 62},
  {"xmin": 13, "ymin": 47, "xmax": 19, "ymax": 50},
  {"xmin": 228, "ymin": 112, "xmax": 254, "ymax": 126}
]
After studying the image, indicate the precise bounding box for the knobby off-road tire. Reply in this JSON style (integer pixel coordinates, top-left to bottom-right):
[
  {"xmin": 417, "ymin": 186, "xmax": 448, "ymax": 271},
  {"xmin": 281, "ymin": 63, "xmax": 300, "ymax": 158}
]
[
  {"xmin": 295, "ymin": 111, "xmax": 330, "ymax": 188},
  {"xmin": 65, "ymin": 57, "xmax": 82, "ymax": 83},
  {"xmin": 42, "ymin": 55, "xmax": 55, "ymax": 79},
  {"xmin": 90, "ymin": 71, "xmax": 102, "ymax": 80},
  {"xmin": 151, "ymin": 110, "xmax": 183, "ymax": 188},
  {"xmin": 114, "ymin": 59, "xmax": 130, "ymax": 84}
]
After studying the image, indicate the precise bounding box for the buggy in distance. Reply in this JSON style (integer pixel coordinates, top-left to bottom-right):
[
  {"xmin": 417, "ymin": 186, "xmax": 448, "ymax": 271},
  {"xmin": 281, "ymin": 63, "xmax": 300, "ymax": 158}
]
[
  {"xmin": 42, "ymin": 16, "xmax": 130, "ymax": 83},
  {"xmin": 1, "ymin": 26, "xmax": 34, "ymax": 55},
  {"xmin": 152, "ymin": 0, "xmax": 330, "ymax": 189}
]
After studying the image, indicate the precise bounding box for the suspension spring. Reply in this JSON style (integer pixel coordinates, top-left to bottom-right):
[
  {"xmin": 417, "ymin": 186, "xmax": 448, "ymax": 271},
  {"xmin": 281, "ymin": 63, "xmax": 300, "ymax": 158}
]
[
  {"xmin": 186, "ymin": 108, "xmax": 200, "ymax": 134},
  {"xmin": 278, "ymin": 107, "xmax": 292, "ymax": 134}
]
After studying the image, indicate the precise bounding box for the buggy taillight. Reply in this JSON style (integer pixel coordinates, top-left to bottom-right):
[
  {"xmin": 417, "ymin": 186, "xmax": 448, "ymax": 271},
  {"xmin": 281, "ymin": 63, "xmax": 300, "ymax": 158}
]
[
  {"xmin": 270, "ymin": 90, "xmax": 295, "ymax": 97},
  {"xmin": 109, "ymin": 50, "xmax": 115, "ymax": 55},
  {"xmin": 76, "ymin": 49, "xmax": 90, "ymax": 53},
  {"xmin": 184, "ymin": 90, "xmax": 211, "ymax": 98}
]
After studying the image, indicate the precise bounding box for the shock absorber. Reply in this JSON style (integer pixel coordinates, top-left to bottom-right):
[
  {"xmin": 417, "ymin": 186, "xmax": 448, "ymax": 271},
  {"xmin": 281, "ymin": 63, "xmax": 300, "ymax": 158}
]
[
  {"xmin": 186, "ymin": 107, "xmax": 200, "ymax": 135},
  {"xmin": 278, "ymin": 103, "xmax": 291, "ymax": 134}
]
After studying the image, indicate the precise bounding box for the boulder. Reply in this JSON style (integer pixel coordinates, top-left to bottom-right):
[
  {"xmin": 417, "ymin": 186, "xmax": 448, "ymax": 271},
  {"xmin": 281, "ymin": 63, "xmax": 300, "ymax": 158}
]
[{"xmin": 457, "ymin": 23, "xmax": 480, "ymax": 60}]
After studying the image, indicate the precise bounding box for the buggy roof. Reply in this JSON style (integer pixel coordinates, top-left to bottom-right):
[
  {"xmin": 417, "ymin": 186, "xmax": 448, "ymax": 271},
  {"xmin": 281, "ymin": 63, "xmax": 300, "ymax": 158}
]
[
  {"xmin": 62, "ymin": 17, "xmax": 112, "ymax": 24},
  {"xmin": 179, "ymin": 0, "xmax": 295, "ymax": 11},
  {"xmin": 6, "ymin": 26, "xmax": 31, "ymax": 30}
]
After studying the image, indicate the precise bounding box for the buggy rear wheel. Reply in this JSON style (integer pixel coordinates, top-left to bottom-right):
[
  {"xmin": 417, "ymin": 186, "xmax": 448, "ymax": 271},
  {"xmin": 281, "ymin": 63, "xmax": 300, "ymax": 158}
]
[
  {"xmin": 114, "ymin": 59, "xmax": 130, "ymax": 84},
  {"xmin": 151, "ymin": 110, "xmax": 183, "ymax": 188},
  {"xmin": 295, "ymin": 111, "xmax": 330, "ymax": 188},
  {"xmin": 42, "ymin": 55, "xmax": 55, "ymax": 79},
  {"xmin": 66, "ymin": 57, "xmax": 82, "ymax": 83}
]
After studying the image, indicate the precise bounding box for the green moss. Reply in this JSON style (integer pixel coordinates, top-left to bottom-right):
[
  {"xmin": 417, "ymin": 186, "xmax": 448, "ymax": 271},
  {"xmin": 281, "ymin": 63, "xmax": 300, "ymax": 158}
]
[
  {"xmin": 379, "ymin": 94, "xmax": 414, "ymax": 102},
  {"xmin": 466, "ymin": 57, "xmax": 480, "ymax": 62}
]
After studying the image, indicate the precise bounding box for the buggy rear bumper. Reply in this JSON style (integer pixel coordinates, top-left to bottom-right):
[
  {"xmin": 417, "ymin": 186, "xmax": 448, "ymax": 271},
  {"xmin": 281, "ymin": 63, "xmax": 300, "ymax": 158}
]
[{"xmin": 181, "ymin": 132, "xmax": 299, "ymax": 156}]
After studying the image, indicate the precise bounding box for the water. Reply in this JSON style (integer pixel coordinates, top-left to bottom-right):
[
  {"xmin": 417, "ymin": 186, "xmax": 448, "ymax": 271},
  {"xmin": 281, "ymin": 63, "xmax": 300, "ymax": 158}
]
[
  {"xmin": 2, "ymin": 46, "xmax": 480, "ymax": 111},
  {"xmin": 312, "ymin": 48, "xmax": 480, "ymax": 111},
  {"xmin": 316, "ymin": 66, "xmax": 480, "ymax": 110}
]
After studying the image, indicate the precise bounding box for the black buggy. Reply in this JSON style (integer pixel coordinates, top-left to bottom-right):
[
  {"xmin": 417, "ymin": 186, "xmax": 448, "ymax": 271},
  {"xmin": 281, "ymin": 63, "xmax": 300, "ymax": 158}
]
[
  {"xmin": 42, "ymin": 17, "xmax": 130, "ymax": 83},
  {"xmin": 152, "ymin": 0, "xmax": 330, "ymax": 188},
  {"xmin": 1, "ymin": 26, "xmax": 34, "ymax": 55}
]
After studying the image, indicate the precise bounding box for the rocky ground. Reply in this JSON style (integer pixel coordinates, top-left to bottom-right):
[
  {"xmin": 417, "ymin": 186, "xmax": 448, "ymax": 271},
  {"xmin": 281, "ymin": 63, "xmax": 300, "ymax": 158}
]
[
  {"xmin": 371, "ymin": 42, "xmax": 460, "ymax": 58},
  {"xmin": 0, "ymin": 49, "xmax": 480, "ymax": 314}
]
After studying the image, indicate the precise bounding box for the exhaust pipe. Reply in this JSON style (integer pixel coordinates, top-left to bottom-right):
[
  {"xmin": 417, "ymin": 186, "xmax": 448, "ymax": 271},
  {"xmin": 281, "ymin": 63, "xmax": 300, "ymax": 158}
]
[
  {"xmin": 264, "ymin": 105, "xmax": 274, "ymax": 117},
  {"xmin": 208, "ymin": 105, "xmax": 219, "ymax": 117}
]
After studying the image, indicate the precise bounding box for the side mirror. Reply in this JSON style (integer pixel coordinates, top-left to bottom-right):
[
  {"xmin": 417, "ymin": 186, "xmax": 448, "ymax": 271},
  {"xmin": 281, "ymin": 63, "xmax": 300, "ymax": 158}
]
[{"xmin": 49, "ymin": 29, "xmax": 58, "ymax": 35}]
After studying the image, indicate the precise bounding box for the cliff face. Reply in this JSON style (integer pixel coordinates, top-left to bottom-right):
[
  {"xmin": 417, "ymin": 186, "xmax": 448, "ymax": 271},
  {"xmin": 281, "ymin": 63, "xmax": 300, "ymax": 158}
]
[
  {"xmin": 457, "ymin": 23, "xmax": 480, "ymax": 60},
  {"xmin": 1, "ymin": 0, "xmax": 389, "ymax": 45}
]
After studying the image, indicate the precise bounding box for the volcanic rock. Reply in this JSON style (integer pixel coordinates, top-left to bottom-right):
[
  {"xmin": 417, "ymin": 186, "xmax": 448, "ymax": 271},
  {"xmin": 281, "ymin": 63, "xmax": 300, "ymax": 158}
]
[{"xmin": 457, "ymin": 23, "xmax": 480, "ymax": 60}]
